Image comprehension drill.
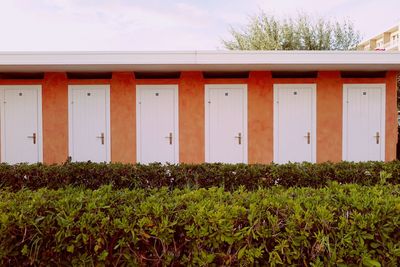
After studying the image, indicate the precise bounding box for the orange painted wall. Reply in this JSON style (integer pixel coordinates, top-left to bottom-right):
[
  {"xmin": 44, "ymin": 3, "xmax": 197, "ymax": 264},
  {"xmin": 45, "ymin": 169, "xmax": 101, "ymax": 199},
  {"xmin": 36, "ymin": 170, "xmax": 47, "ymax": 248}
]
[
  {"xmin": 42, "ymin": 73, "xmax": 69, "ymax": 164},
  {"xmin": 248, "ymin": 71, "xmax": 274, "ymax": 163},
  {"xmin": 110, "ymin": 72, "xmax": 136, "ymax": 163},
  {"xmin": 69, "ymin": 79, "xmax": 110, "ymax": 85},
  {"xmin": 0, "ymin": 80, "xmax": 42, "ymax": 85},
  {"xmin": 0, "ymin": 69, "xmax": 397, "ymax": 164},
  {"xmin": 203, "ymin": 78, "xmax": 248, "ymax": 84},
  {"xmin": 316, "ymin": 71, "xmax": 342, "ymax": 162},
  {"xmin": 136, "ymin": 79, "xmax": 180, "ymax": 85},
  {"xmin": 385, "ymin": 71, "xmax": 398, "ymax": 161},
  {"xmin": 179, "ymin": 72, "xmax": 205, "ymax": 163},
  {"xmin": 272, "ymin": 78, "xmax": 316, "ymax": 84}
]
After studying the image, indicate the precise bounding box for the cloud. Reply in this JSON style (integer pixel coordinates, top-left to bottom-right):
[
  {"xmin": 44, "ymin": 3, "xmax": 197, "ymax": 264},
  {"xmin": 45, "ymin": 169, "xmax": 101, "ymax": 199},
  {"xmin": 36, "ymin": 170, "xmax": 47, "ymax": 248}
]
[
  {"xmin": 0, "ymin": 0, "xmax": 221, "ymax": 50},
  {"xmin": 0, "ymin": 0, "xmax": 398, "ymax": 50}
]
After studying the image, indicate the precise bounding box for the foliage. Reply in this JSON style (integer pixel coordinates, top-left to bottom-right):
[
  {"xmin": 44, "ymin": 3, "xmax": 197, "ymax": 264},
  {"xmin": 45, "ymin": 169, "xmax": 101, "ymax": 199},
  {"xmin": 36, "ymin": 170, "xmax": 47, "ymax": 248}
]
[
  {"xmin": 1, "ymin": 161, "xmax": 400, "ymax": 191},
  {"xmin": 222, "ymin": 12, "xmax": 361, "ymax": 50},
  {"xmin": 0, "ymin": 184, "xmax": 399, "ymax": 265}
]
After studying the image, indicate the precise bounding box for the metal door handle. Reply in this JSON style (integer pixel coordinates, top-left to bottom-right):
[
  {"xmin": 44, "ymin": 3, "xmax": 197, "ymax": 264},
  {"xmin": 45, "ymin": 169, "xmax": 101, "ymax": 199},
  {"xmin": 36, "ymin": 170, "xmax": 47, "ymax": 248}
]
[
  {"xmin": 235, "ymin": 133, "xmax": 242, "ymax": 145},
  {"xmin": 304, "ymin": 132, "xmax": 310, "ymax": 144},
  {"xmin": 27, "ymin": 133, "xmax": 36, "ymax": 144},
  {"xmin": 165, "ymin": 132, "xmax": 172, "ymax": 145},
  {"xmin": 374, "ymin": 132, "xmax": 380, "ymax": 144},
  {"xmin": 96, "ymin": 133, "xmax": 105, "ymax": 145}
]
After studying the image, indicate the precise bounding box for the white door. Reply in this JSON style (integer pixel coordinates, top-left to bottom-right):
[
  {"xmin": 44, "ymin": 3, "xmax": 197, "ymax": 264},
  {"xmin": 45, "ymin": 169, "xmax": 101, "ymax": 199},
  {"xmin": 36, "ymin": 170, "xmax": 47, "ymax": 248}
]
[
  {"xmin": 136, "ymin": 85, "xmax": 179, "ymax": 164},
  {"xmin": 274, "ymin": 84, "xmax": 316, "ymax": 163},
  {"xmin": 0, "ymin": 85, "xmax": 42, "ymax": 164},
  {"xmin": 69, "ymin": 85, "xmax": 110, "ymax": 162},
  {"xmin": 205, "ymin": 84, "xmax": 247, "ymax": 163},
  {"xmin": 343, "ymin": 84, "xmax": 385, "ymax": 161}
]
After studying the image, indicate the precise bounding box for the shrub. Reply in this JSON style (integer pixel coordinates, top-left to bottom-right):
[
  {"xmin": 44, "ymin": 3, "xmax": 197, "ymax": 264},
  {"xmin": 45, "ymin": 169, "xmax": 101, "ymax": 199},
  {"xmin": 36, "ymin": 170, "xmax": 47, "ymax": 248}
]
[
  {"xmin": 0, "ymin": 161, "xmax": 400, "ymax": 191},
  {"xmin": 0, "ymin": 184, "xmax": 399, "ymax": 265}
]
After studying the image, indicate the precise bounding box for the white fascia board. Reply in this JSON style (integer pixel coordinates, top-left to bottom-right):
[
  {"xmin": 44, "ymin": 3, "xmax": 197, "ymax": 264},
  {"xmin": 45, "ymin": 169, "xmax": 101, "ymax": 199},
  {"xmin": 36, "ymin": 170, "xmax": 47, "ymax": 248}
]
[
  {"xmin": 195, "ymin": 50, "xmax": 400, "ymax": 65},
  {"xmin": 0, "ymin": 51, "xmax": 196, "ymax": 65},
  {"xmin": 0, "ymin": 51, "xmax": 399, "ymax": 71}
]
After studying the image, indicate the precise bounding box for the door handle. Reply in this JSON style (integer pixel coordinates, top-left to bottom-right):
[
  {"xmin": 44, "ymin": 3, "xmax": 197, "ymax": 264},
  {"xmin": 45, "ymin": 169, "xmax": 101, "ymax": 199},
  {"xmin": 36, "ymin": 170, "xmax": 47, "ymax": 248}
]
[
  {"xmin": 165, "ymin": 132, "xmax": 173, "ymax": 145},
  {"xmin": 374, "ymin": 132, "xmax": 380, "ymax": 144},
  {"xmin": 27, "ymin": 133, "xmax": 36, "ymax": 144},
  {"xmin": 235, "ymin": 133, "xmax": 242, "ymax": 145},
  {"xmin": 96, "ymin": 133, "xmax": 105, "ymax": 145},
  {"xmin": 304, "ymin": 132, "xmax": 311, "ymax": 144}
]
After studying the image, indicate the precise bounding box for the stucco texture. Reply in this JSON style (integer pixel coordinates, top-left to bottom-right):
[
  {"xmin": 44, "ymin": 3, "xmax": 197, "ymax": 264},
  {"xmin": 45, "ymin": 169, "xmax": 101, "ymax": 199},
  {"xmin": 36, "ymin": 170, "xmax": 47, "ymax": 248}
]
[{"xmin": 3, "ymin": 70, "xmax": 397, "ymax": 164}]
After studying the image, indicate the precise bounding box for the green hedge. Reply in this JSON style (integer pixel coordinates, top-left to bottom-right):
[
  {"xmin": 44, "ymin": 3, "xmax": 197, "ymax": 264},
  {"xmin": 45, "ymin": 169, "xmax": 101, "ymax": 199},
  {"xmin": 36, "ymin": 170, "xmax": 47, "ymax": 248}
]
[
  {"xmin": 0, "ymin": 161, "xmax": 400, "ymax": 191},
  {"xmin": 1, "ymin": 184, "xmax": 399, "ymax": 265}
]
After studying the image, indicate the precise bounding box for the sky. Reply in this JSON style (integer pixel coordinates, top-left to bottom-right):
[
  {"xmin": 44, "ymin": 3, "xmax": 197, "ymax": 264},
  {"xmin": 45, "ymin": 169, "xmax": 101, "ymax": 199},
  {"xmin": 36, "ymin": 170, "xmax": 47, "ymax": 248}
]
[{"xmin": 0, "ymin": 0, "xmax": 399, "ymax": 51}]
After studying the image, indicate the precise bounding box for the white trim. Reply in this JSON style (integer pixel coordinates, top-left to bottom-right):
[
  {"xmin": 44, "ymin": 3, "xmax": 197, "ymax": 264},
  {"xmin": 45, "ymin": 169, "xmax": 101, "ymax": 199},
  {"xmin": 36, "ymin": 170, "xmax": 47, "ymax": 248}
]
[
  {"xmin": 205, "ymin": 84, "xmax": 248, "ymax": 163},
  {"xmin": 342, "ymin": 84, "xmax": 386, "ymax": 161},
  {"xmin": 0, "ymin": 85, "xmax": 43, "ymax": 163},
  {"xmin": 0, "ymin": 51, "xmax": 399, "ymax": 72},
  {"xmin": 136, "ymin": 84, "xmax": 179, "ymax": 164},
  {"xmin": 273, "ymin": 84, "xmax": 317, "ymax": 163},
  {"xmin": 68, "ymin": 84, "xmax": 111, "ymax": 162}
]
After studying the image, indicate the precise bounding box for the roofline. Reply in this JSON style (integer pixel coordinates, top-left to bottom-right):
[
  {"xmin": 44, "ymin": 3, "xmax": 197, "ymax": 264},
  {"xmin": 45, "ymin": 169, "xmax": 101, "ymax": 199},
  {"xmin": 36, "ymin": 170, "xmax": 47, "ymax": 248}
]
[
  {"xmin": 0, "ymin": 50, "xmax": 399, "ymax": 54},
  {"xmin": 0, "ymin": 50, "xmax": 399, "ymax": 72}
]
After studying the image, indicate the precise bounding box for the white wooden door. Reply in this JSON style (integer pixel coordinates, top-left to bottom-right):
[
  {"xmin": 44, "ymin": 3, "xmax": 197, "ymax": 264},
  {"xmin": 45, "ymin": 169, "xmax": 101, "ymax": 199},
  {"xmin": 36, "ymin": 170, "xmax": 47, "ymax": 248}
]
[
  {"xmin": 274, "ymin": 84, "xmax": 316, "ymax": 163},
  {"xmin": 205, "ymin": 84, "xmax": 247, "ymax": 163},
  {"xmin": 0, "ymin": 85, "xmax": 42, "ymax": 164},
  {"xmin": 136, "ymin": 85, "xmax": 178, "ymax": 164},
  {"xmin": 69, "ymin": 85, "xmax": 110, "ymax": 162},
  {"xmin": 343, "ymin": 84, "xmax": 385, "ymax": 161}
]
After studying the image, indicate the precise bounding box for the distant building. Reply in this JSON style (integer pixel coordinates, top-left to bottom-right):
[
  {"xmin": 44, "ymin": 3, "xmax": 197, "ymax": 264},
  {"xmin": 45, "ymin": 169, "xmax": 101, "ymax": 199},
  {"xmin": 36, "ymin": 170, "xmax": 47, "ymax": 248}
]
[{"xmin": 357, "ymin": 24, "xmax": 400, "ymax": 51}]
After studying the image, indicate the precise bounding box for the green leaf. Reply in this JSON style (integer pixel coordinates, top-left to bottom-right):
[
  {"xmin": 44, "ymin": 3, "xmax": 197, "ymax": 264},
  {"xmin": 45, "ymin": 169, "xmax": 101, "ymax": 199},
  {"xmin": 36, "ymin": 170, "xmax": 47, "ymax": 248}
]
[
  {"xmin": 67, "ymin": 244, "xmax": 74, "ymax": 253},
  {"xmin": 363, "ymin": 258, "xmax": 381, "ymax": 267},
  {"xmin": 21, "ymin": 245, "xmax": 28, "ymax": 256},
  {"xmin": 98, "ymin": 251, "xmax": 109, "ymax": 261},
  {"xmin": 238, "ymin": 246, "xmax": 247, "ymax": 259}
]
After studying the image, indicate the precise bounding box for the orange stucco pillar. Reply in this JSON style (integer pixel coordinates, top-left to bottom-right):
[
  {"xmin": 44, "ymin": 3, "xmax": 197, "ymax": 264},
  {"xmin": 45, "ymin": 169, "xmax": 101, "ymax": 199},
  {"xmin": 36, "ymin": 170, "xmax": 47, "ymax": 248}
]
[
  {"xmin": 248, "ymin": 71, "xmax": 273, "ymax": 163},
  {"xmin": 316, "ymin": 71, "xmax": 342, "ymax": 162},
  {"xmin": 179, "ymin": 71, "xmax": 204, "ymax": 163},
  {"xmin": 42, "ymin": 72, "xmax": 68, "ymax": 164},
  {"xmin": 385, "ymin": 71, "xmax": 398, "ymax": 161},
  {"xmin": 110, "ymin": 72, "xmax": 136, "ymax": 163}
]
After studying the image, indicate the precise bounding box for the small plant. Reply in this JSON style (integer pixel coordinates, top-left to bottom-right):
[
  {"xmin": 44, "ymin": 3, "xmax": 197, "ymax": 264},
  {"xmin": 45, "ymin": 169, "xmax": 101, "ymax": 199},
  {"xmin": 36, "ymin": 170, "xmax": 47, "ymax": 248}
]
[{"xmin": 379, "ymin": 170, "xmax": 393, "ymax": 185}]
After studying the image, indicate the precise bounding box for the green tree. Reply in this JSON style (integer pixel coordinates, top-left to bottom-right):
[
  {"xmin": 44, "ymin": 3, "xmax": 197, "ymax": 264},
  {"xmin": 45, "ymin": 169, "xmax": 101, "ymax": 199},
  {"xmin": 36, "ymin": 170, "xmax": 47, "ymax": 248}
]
[{"xmin": 223, "ymin": 13, "xmax": 362, "ymax": 50}]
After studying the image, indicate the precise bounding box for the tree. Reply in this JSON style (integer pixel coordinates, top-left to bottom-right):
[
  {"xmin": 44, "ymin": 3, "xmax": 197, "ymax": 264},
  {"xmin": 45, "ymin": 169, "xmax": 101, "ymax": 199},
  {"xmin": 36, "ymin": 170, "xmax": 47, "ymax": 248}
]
[{"xmin": 222, "ymin": 13, "xmax": 362, "ymax": 50}]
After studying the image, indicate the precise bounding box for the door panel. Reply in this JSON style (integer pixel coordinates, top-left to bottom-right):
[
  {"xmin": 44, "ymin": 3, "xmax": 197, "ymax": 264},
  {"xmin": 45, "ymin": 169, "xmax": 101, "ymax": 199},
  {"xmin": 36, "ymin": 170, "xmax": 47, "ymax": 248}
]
[
  {"xmin": 344, "ymin": 85, "xmax": 384, "ymax": 161},
  {"xmin": 137, "ymin": 85, "xmax": 178, "ymax": 164},
  {"xmin": 69, "ymin": 86, "xmax": 110, "ymax": 162},
  {"xmin": 274, "ymin": 84, "xmax": 316, "ymax": 163},
  {"xmin": 1, "ymin": 86, "xmax": 42, "ymax": 164},
  {"xmin": 206, "ymin": 85, "xmax": 247, "ymax": 163}
]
